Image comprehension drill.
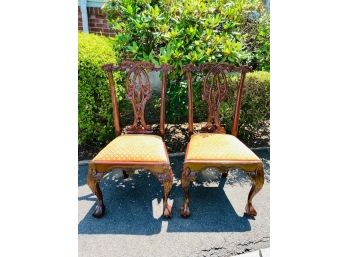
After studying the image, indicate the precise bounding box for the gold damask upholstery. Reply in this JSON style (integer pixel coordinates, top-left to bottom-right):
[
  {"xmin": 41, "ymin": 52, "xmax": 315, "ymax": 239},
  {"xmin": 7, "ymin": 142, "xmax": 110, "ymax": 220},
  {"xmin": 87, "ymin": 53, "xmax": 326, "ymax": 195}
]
[
  {"xmin": 186, "ymin": 133, "xmax": 260, "ymax": 162},
  {"xmin": 184, "ymin": 133, "xmax": 262, "ymax": 172},
  {"xmin": 93, "ymin": 134, "xmax": 169, "ymax": 164}
]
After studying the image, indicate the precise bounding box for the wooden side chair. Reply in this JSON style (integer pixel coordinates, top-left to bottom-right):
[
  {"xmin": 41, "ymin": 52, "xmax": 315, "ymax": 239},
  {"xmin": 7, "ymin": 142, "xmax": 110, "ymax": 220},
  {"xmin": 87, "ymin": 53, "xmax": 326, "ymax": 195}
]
[
  {"xmin": 180, "ymin": 63, "xmax": 264, "ymax": 218},
  {"xmin": 87, "ymin": 61, "xmax": 174, "ymax": 218}
]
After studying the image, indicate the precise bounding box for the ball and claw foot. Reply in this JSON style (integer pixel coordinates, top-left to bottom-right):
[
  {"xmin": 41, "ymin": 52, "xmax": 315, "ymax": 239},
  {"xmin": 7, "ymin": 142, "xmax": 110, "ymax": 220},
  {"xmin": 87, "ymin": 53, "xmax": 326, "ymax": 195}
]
[
  {"xmin": 245, "ymin": 202, "xmax": 257, "ymax": 217},
  {"xmin": 163, "ymin": 204, "xmax": 173, "ymax": 218},
  {"xmin": 92, "ymin": 204, "xmax": 105, "ymax": 218},
  {"xmin": 180, "ymin": 205, "xmax": 190, "ymax": 218}
]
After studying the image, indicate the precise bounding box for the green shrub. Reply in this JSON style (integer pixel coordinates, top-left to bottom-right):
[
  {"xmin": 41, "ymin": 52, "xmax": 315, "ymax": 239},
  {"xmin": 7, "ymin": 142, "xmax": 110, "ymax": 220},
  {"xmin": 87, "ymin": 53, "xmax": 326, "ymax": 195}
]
[
  {"xmin": 190, "ymin": 71, "xmax": 269, "ymax": 141},
  {"xmin": 78, "ymin": 32, "xmax": 123, "ymax": 146},
  {"xmin": 103, "ymin": 0, "xmax": 269, "ymax": 123},
  {"xmin": 78, "ymin": 0, "xmax": 270, "ymax": 150},
  {"xmin": 226, "ymin": 71, "xmax": 270, "ymax": 142},
  {"xmin": 254, "ymin": 13, "xmax": 270, "ymax": 71},
  {"xmin": 103, "ymin": 0, "xmax": 267, "ymax": 66},
  {"xmin": 242, "ymin": 11, "xmax": 270, "ymax": 71},
  {"xmin": 78, "ymin": 32, "xmax": 164, "ymax": 148}
]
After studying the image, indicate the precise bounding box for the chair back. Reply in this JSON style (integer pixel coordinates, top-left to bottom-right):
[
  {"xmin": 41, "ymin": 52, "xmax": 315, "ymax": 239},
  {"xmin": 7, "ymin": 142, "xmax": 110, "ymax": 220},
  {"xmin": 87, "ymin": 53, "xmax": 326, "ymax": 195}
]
[
  {"xmin": 183, "ymin": 63, "xmax": 251, "ymax": 136},
  {"xmin": 102, "ymin": 61, "xmax": 172, "ymax": 137}
]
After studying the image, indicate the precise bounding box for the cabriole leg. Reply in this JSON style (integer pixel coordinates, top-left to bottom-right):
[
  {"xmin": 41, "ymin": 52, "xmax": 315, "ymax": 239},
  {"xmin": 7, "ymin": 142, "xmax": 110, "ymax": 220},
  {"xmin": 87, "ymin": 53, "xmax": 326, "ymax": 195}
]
[
  {"xmin": 122, "ymin": 169, "xmax": 129, "ymax": 179},
  {"xmin": 156, "ymin": 168, "xmax": 174, "ymax": 218},
  {"xmin": 87, "ymin": 164, "xmax": 105, "ymax": 218},
  {"xmin": 180, "ymin": 167, "xmax": 196, "ymax": 218},
  {"xmin": 221, "ymin": 168, "xmax": 229, "ymax": 178},
  {"xmin": 245, "ymin": 164, "xmax": 264, "ymax": 217}
]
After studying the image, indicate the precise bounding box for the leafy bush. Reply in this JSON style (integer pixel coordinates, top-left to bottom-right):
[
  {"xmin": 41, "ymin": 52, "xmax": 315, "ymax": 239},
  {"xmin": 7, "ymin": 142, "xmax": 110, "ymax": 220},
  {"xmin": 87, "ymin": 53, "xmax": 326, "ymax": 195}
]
[
  {"xmin": 103, "ymin": 0, "xmax": 270, "ymax": 123},
  {"xmin": 242, "ymin": 11, "xmax": 270, "ymax": 71},
  {"xmin": 79, "ymin": 0, "xmax": 270, "ymax": 153},
  {"xmin": 78, "ymin": 32, "xmax": 123, "ymax": 146},
  {"xmin": 189, "ymin": 71, "xmax": 269, "ymax": 141},
  {"xmin": 225, "ymin": 71, "xmax": 270, "ymax": 142},
  {"xmin": 104, "ymin": 0, "xmax": 267, "ymax": 66},
  {"xmin": 254, "ymin": 13, "xmax": 270, "ymax": 71},
  {"xmin": 78, "ymin": 30, "xmax": 269, "ymax": 151},
  {"xmin": 79, "ymin": 32, "xmax": 163, "ymax": 148},
  {"xmin": 78, "ymin": 31, "xmax": 269, "ymax": 150}
]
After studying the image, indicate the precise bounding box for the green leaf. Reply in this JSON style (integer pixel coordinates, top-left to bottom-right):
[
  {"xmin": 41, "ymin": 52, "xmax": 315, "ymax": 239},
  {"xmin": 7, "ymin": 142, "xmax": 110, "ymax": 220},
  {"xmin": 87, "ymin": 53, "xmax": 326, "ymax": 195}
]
[{"xmin": 126, "ymin": 4, "xmax": 133, "ymax": 15}]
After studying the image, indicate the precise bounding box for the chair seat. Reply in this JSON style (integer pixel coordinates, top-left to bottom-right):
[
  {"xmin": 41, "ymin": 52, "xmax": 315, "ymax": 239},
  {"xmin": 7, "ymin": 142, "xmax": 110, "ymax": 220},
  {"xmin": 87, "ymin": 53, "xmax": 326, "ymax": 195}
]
[
  {"xmin": 185, "ymin": 133, "xmax": 260, "ymax": 162},
  {"xmin": 92, "ymin": 134, "xmax": 169, "ymax": 164}
]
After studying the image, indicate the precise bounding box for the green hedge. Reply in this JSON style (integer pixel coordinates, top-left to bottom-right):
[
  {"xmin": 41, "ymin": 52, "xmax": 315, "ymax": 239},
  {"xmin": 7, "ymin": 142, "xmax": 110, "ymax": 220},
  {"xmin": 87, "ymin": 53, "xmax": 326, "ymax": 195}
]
[
  {"xmin": 78, "ymin": 32, "xmax": 123, "ymax": 146},
  {"xmin": 78, "ymin": 32, "xmax": 162, "ymax": 147},
  {"xmin": 190, "ymin": 71, "xmax": 269, "ymax": 141},
  {"xmin": 78, "ymin": 32, "xmax": 269, "ymax": 148},
  {"xmin": 238, "ymin": 71, "xmax": 270, "ymax": 137},
  {"xmin": 224, "ymin": 71, "xmax": 270, "ymax": 142},
  {"xmin": 102, "ymin": 0, "xmax": 269, "ymax": 125}
]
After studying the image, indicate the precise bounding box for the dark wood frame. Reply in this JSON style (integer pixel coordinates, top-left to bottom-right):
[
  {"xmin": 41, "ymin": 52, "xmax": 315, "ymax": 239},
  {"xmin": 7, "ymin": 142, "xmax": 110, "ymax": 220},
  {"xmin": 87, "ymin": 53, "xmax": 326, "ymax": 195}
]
[
  {"xmin": 87, "ymin": 61, "xmax": 174, "ymax": 218},
  {"xmin": 180, "ymin": 63, "xmax": 264, "ymax": 218}
]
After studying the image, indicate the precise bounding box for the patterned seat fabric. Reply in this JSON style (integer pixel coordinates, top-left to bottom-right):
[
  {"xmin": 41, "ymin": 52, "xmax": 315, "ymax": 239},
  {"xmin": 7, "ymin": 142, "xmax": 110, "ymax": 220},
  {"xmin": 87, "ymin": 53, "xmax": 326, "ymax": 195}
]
[
  {"xmin": 93, "ymin": 134, "xmax": 169, "ymax": 163},
  {"xmin": 186, "ymin": 133, "xmax": 260, "ymax": 162}
]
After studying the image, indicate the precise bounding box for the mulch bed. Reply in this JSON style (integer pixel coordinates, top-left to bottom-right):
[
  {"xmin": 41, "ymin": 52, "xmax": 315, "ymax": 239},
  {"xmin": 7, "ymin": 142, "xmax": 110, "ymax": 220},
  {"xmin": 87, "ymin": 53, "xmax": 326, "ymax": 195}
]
[{"xmin": 78, "ymin": 122, "xmax": 269, "ymax": 161}]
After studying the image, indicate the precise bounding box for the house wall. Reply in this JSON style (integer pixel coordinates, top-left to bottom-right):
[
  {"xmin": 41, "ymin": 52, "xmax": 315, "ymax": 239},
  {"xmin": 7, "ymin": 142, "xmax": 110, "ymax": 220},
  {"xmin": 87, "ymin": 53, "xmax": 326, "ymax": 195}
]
[{"xmin": 78, "ymin": 3, "xmax": 115, "ymax": 37}]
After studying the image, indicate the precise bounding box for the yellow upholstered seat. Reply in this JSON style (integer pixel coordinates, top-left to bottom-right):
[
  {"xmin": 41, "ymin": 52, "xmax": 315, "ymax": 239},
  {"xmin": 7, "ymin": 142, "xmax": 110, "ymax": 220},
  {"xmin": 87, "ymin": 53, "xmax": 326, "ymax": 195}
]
[
  {"xmin": 93, "ymin": 134, "xmax": 169, "ymax": 164},
  {"xmin": 186, "ymin": 133, "xmax": 260, "ymax": 162}
]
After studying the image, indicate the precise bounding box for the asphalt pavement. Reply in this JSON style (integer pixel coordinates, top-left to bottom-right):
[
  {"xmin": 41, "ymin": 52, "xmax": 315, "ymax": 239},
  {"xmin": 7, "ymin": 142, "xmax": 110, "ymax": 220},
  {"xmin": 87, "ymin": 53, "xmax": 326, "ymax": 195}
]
[{"xmin": 78, "ymin": 148, "xmax": 270, "ymax": 257}]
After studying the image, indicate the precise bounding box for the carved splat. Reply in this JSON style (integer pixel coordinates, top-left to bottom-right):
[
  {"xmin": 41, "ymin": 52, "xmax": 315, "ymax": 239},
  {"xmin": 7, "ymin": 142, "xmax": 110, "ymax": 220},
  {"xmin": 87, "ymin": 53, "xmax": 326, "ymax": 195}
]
[
  {"xmin": 201, "ymin": 64, "xmax": 229, "ymax": 133},
  {"xmin": 183, "ymin": 63, "xmax": 251, "ymax": 135},
  {"xmin": 123, "ymin": 62, "xmax": 155, "ymax": 133},
  {"xmin": 102, "ymin": 61, "xmax": 171, "ymax": 136}
]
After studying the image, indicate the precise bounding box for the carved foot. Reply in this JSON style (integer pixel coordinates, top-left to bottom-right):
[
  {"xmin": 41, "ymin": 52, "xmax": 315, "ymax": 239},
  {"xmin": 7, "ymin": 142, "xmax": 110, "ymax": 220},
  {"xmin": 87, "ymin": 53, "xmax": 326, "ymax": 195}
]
[
  {"xmin": 87, "ymin": 164, "xmax": 106, "ymax": 218},
  {"xmin": 245, "ymin": 202, "xmax": 257, "ymax": 217},
  {"xmin": 245, "ymin": 164, "xmax": 264, "ymax": 217},
  {"xmin": 92, "ymin": 204, "xmax": 105, "ymax": 218},
  {"xmin": 155, "ymin": 168, "xmax": 174, "ymax": 218},
  {"xmin": 163, "ymin": 203, "xmax": 172, "ymax": 218},
  {"xmin": 180, "ymin": 204, "xmax": 190, "ymax": 218},
  {"xmin": 221, "ymin": 171, "xmax": 228, "ymax": 178},
  {"xmin": 180, "ymin": 167, "xmax": 196, "ymax": 218}
]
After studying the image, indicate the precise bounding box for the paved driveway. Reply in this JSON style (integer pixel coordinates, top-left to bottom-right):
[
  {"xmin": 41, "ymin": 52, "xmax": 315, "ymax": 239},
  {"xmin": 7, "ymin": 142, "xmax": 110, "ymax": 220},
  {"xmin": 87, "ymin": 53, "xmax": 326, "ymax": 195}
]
[{"xmin": 78, "ymin": 149, "xmax": 270, "ymax": 257}]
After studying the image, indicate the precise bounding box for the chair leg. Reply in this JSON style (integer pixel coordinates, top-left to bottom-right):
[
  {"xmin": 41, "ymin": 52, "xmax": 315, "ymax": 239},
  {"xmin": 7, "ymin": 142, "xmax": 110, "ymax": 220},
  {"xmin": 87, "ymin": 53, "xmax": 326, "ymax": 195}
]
[
  {"xmin": 122, "ymin": 169, "xmax": 129, "ymax": 179},
  {"xmin": 180, "ymin": 167, "xmax": 196, "ymax": 218},
  {"xmin": 87, "ymin": 164, "xmax": 105, "ymax": 218},
  {"xmin": 155, "ymin": 168, "xmax": 174, "ymax": 218},
  {"xmin": 245, "ymin": 164, "xmax": 264, "ymax": 217}
]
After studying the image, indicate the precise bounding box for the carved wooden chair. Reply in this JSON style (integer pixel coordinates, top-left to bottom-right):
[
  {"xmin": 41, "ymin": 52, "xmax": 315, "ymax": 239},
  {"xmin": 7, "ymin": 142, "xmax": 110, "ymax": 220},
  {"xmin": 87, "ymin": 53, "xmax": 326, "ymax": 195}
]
[
  {"xmin": 87, "ymin": 61, "xmax": 173, "ymax": 218},
  {"xmin": 180, "ymin": 63, "xmax": 264, "ymax": 218}
]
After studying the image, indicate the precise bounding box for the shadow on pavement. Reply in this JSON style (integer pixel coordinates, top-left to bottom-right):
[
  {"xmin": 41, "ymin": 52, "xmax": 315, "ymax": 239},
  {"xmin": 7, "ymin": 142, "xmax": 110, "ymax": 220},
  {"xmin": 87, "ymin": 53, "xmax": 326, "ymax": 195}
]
[
  {"xmin": 167, "ymin": 180, "xmax": 252, "ymax": 233},
  {"xmin": 78, "ymin": 149, "xmax": 269, "ymax": 235},
  {"xmin": 78, "ymin": 164, "xmax": 88, "ymax": 187},
  {"xmin": 79, "ymin": 172, "xmax": 164, "ymax": 235}
]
